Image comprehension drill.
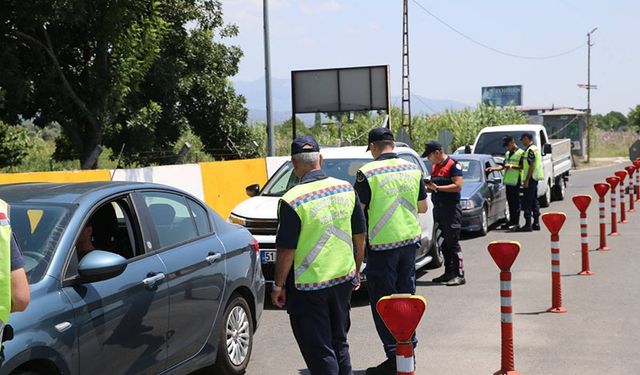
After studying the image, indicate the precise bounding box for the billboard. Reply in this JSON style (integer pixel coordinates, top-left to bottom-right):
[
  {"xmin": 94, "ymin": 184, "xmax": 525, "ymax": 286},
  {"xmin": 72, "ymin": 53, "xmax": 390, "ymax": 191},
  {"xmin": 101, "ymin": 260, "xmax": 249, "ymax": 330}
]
[
  {"xmin": 291, "ymin": 65, "xmax": 389, "ymax": 114},
  {"xmin": 481, "ymin": 85, "xmax": 522, "ymax": 107}
]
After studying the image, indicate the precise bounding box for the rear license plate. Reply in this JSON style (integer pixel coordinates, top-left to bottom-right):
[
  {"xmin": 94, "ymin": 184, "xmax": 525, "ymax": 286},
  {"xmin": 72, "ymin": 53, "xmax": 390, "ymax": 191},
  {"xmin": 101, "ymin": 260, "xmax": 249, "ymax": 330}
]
[{"xmin": 261, "ymin": 250, "xmax": 276, "ymax": 263}]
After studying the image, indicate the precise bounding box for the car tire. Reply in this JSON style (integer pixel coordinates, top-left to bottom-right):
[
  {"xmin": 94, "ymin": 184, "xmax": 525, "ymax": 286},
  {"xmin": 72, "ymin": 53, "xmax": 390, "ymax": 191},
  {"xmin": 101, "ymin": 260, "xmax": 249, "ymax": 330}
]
[
  {"xmin": 425, "ymin": 222, "xmax": 444, "ymax": 269},
  {"xmin": 551, "ymin": 177, "xmax": 566, "ymax": 201},
  {"xmin": 211, "ymin": 294, "xmax": 254, "ymax": 375},
  {"xmin": 477, "ymin": 206, "xmax": 489, "ymax": 236},
  {"xmin": 539, "ymin": 181, "xmax": 552, "ymax": 208}
]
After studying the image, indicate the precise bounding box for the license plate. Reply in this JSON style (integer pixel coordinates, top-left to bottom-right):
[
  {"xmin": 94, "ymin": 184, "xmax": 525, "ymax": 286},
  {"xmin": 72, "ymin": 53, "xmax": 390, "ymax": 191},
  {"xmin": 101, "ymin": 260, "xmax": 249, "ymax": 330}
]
[{"xmin": 261, "ymin": 250, "xmax": 276, "ymax": 263}]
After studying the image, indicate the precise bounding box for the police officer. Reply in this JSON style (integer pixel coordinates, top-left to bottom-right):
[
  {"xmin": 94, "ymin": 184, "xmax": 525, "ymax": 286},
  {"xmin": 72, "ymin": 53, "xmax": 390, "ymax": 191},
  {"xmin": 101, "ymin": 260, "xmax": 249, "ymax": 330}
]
[
  {"xmin": 486, "ymin": 135, "xmax": 524, "ymax": 230},
  {"xmin": 354, "ymin": 128, "xmax": 428, "ymax": 375},
  {"xmin": 272, "ymin": 135, "xmax": 366, "ymax": 375},
  {"xmin": 422, "ymin": 141, "xmax": 465, "ymax": 286},
  {"xmin": 517, "ymin": 132, "xmax": 543, "ymax": 232},
  {"xmin": 1, "ymin": 199, "xmax": 30, "ymax": 363}
]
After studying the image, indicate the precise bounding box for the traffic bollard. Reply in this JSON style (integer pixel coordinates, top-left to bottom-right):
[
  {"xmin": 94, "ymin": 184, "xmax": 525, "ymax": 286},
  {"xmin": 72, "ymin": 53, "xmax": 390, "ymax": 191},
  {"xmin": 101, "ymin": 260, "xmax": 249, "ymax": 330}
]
[
  {"xmin": 635, "ymin": 160, "xmax": 640, "ymax": 200},
  {"xmin": 488, "ymin": 241, "xmax": 522, "ymax": 375},
  {"xmin": 625, "ymin": 166, "xmax": 636, "ymax": 212},
  {"xmin": 606, "ymin": 177, "xmax": 620, "ymax": 236},
  {"xmin": 542, "ymin": 212, "xmax": 567, "ymax": 313},
  {"xmin": 376, "ymin": 294, "xmax": 427, "ymax": 375},
  {"xmin": 572, "ymin": 195, "xmax": 593, "ymax": 275},
  {"xmin": 594, "ymin": 183, "xmax": 610, "ymax": 250},
  {"xmin": 614, "ymin": 171, "xmax": 628, "ymax": 223}
]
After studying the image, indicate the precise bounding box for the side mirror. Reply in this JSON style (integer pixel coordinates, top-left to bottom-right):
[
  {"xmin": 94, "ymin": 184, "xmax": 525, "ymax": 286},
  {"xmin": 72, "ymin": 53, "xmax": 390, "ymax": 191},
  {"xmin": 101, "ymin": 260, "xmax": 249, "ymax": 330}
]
[
  {"xmin": 543, "ymin": 143, "xmax": 552, "ymax": 155},
  {"xmin": 78, "ymin": 250, "xmax": 127, "ymax": 283},
  {"xmin": 464, "ymin": 145, "xmax": 472, "ymax": 154},
  {"xmin": 246, "ymin": 184, "xmax": 260, "ymax": 197}
]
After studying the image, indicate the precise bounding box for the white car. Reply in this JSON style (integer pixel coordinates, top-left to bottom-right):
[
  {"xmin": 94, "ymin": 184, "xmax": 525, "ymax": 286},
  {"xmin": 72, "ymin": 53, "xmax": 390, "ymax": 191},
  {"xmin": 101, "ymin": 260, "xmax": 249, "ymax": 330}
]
[{"xmin": 229, "ymin": 145, "xmax": 443, "ymax": 285}]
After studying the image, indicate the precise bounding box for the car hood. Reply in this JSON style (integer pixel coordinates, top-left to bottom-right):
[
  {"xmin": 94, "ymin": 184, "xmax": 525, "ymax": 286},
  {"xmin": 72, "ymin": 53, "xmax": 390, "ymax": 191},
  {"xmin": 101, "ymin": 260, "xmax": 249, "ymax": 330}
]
[
  {"xmin": 231, "ymin": 196, "xmax": 280, "ymax": 220},
  {"xmin": 461, "ymin": 181, "xmax": 483, "ymax": 200}
]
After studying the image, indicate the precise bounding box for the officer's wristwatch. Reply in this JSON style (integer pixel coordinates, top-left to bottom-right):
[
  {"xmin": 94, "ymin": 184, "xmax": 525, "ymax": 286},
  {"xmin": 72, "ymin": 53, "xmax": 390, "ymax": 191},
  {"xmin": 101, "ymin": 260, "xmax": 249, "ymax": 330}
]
[
  {"xmin": 435, "ymin": 186, "xmax": 439, "ymax": 192},
  {"xmin": 272, "ymin": 284, "xmax": 283, "ymax": 292}
]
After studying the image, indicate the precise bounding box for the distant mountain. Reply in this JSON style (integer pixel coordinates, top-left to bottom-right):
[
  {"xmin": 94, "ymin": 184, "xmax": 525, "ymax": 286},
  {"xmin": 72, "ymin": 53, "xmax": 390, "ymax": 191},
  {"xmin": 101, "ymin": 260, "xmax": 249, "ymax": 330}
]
[{"xmin": 232, "ymin": 77, "xmax": 469, "ymax": 124}]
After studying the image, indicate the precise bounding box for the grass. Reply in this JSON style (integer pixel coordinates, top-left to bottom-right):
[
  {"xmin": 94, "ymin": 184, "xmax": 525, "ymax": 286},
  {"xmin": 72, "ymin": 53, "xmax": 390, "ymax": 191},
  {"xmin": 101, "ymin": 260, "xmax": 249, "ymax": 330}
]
[{"xmin": 590, "ymin": 130, "xmax": 638, "ymax": 158}]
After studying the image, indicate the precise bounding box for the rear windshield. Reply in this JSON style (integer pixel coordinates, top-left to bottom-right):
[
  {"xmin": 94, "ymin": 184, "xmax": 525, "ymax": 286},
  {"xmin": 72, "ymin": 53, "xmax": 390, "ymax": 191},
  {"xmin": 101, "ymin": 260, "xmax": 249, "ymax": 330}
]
[
  {"xmin": 474, "ymin": 131, "xmax": 537, "ymax": 156},
  {"xmin": 262, "ymin": 159, "xmax": 370, "ymax": 197},
  {"xmin": 9, "ymin": 204, "xmax": 73, "ymax": 283}
]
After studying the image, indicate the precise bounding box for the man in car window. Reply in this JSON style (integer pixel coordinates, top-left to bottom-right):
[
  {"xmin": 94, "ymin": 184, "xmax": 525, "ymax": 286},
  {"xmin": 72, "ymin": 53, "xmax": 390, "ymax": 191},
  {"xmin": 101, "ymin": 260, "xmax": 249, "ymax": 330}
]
[
  {"xmin": 355, "ymin": 128, "xmax": 428, "ymax": 375},
  {"xmin": 1, "ymin": 200, "xmax": 30, "ymax": 363},
  {"xmin": 76, "ymin": 221, "xmax": 96, "ymax": 260},
  {"xmin": 272, "ymin": 135, "xmax": 366, "ymax": 375}
]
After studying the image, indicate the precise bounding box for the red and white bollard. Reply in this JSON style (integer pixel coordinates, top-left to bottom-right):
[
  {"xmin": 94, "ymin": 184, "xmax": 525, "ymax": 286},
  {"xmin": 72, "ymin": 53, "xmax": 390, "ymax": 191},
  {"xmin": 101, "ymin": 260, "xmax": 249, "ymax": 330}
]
[
  {"xmin": 614, "ymin": 170, "xmax": 628, "ymax": 223},
  {"xmin": 488, "ymin": 241, "xmax": 522, "ymax": 375},
  {"xmin": 634, "ymin": 160, "xmax": 640, "ymax": 201},
  {"xmin": 542, "ymin": 212, "xmax": 567, "ymax": 313},
  {"xmin": 594, "ymin": 183, "xmax": 610, "ymax": 251},
  {"xmin": 572, "ymin": 195, "xmax": 593, "ymax": 275},
  {"xmin": 376, "ymin": 295, "xmax": 427, "ymax": 375},
  {"xmin": 606, "ymin": 176, "xmax": 620, "ymax": 236},
  {"xmin": 625, "ymin": 166, "xmax": 636, "ymax": 212}
]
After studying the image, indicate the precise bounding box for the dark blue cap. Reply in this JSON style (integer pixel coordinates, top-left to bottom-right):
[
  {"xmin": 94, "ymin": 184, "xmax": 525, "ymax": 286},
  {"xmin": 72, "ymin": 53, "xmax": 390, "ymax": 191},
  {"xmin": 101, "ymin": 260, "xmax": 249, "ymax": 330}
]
[
  {"xmin": 502, "ymin": 135, "xmax": 514, "ymax": 147},
  {"xmin": 421, "ymin": 141, "xmax": 442, "ymax": 157},
  {"xmin": 520, "ymin": 132, "xmax": 533, "ymax": 140},
  {"xmin": 366, "ymin": 127, "xmax": 394, "ymax": 150},
  {"xmin": 291, "ymin": 135, "xmax": 320, "ymax": 155}
]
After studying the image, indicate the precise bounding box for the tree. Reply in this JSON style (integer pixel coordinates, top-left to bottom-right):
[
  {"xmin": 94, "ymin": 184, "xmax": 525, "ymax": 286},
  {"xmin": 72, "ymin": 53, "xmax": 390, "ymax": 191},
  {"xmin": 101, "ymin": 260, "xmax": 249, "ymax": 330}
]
[
  {"xmin": 0, "ymin": 121, "xmax": 32, "ymax": 168},
  {"xmin": 1, "ymin": 0, "xmax": 253, "ymax": 168},
  {"xmin": 605, "ymin": 111, "xmax": 627, "ymax": 131},
  {"xmin": 628, "ymin": 105, "xmax": 640, "ymax": 133}
]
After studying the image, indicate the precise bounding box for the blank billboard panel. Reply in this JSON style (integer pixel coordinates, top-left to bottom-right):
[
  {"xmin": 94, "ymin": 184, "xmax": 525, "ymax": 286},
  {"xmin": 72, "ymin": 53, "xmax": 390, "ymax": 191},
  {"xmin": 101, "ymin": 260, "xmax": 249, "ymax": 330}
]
[{"xmin": 292, "ymin": 65, "xmax": 389, "ymax": 114}]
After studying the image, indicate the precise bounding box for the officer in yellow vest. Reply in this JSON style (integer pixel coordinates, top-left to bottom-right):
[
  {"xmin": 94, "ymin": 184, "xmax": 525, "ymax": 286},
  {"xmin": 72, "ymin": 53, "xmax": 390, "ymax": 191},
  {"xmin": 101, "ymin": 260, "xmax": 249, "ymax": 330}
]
[
  {"xmin": 354, "ymin": 128, "xmax": 428, "ymax": 375},
  {"xmin": 485, "ymin": 135, "xmax": 524, "ymax": 230},
  {"xmin": 1, "ymin": 199, "xmax": 30, "ymax": 362},
  {"xmin": 516, "ymin": 132, "xmax": 544, "ymax": 232},
  {"xmin": 272, "ymin": 136, "xmax": 366, "ymax": 375}
]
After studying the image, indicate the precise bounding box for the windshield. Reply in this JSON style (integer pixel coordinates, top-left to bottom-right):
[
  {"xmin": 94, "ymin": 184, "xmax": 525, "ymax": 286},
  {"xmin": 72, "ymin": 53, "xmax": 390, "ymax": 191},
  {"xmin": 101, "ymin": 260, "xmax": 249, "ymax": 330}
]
[
  {"xmin": 474, "ymin": 131, "xmax": 537, "ymax": 156},
  {"xmin": 9, "ymin": 203, "xmax": 73, "ymax": 283},
  {"xmin": 262, "ymin": 158, "xmax": 371, "ymax": 196},
  {"xmin": 456, "ymin": 160, "xmax": 483, "ymax": 183}
]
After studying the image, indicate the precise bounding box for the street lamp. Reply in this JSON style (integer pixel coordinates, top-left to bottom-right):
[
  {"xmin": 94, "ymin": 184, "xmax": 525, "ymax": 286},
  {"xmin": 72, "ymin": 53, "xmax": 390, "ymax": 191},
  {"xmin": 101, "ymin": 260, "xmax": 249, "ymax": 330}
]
[{"xmin": 585, "ymin": 26, "xmax": 598, "ymax": 163}]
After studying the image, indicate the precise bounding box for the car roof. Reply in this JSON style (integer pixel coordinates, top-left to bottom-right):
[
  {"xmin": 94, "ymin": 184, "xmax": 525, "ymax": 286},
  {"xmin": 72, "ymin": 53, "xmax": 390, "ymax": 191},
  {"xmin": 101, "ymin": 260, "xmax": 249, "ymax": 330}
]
[
  {"xmin": 319, "ymin": 145, "xmax": 420, "ymax": 159},
  {"xmin": 0, "ymin": 181, "xmax": 185, "ymax": 205},
  {"xmin": 451, "ymin": 154, "xmax": 494, "ymax": 161}
]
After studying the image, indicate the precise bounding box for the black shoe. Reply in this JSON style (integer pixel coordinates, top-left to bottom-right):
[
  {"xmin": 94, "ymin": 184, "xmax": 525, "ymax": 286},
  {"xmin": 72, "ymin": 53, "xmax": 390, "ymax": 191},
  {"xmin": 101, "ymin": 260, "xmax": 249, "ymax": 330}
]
[
  {"xmin": 499, "ymin": 223, "xmax": 512, "ymax": 230},
  {"xmin": 515, "ymin": 225, "xmax": 532, "ymax": 232},
  {"xmin": 432, "ymin": 272, "xmax": 455, "ymax": 283},
  {"xmin": 366, "ymin": 358, "xmax": 396, "ymax": 375},
  {"xmin": 445, "ymin": 276, "xmax": 466, "ymax": 286},
  {"xmin": 532, "ymin": 223, "xmax": 541, "ymax": 231}
]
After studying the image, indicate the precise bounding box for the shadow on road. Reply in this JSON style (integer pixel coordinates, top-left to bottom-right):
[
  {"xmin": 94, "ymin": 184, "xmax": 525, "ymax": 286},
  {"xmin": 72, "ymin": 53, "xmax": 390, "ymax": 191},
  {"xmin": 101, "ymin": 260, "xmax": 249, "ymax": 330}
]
[
  {"xmin": 515, "ymin": 310, "xmax": 550, "ymax": 316},
  {"xmin": 299, "ymin": 370, "xmax": 367, "ymax": 374}
]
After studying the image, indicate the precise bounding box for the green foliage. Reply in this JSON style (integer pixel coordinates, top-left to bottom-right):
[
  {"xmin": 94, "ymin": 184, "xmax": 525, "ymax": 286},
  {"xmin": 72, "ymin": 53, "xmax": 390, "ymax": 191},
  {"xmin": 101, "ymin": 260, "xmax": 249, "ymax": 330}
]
[
  {"xmin": 593, "ymin": 111, "xmax": 628, "ymax": 131},
  {"xmin": 0, "ymin": 121, "xmax": 33, "ymax": 168},
  {"xmin": 627, "ymin": 105, "xmax": 640, "ymax": 133}
]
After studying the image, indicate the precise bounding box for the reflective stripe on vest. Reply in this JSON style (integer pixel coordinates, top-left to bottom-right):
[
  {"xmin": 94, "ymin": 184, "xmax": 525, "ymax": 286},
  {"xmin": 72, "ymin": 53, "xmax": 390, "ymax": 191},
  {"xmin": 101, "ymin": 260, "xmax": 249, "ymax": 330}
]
[
  {"xmin": 503, "ymin": 149, "xmax": 524, "ymax": 186},
  {"xmin": 0, "ymin": 200, "xmax": 12, "ymax": 323},
  {"xmin": 522, "ymin": 145, "xmax": 544, "ymax": 181},
  {"xmin": 281, "ymin": 177, "xmax": 356, "ymax": 291},
  {"xmin": 359, "ymin": 159, "xmax": 422, "ymax": 251}
]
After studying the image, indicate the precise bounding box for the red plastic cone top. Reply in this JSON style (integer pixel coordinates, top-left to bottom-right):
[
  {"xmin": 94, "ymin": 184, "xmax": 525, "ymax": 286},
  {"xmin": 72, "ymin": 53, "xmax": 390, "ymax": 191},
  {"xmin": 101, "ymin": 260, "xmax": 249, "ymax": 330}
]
[
  {"xmin": 488, "ymin": 241, "xmax": 521, "ymax": 272},
  {"xmin": 376, "ymin": 295, "xmax": 427, "ymax": 342},
  {"xmin": 606, "ymin": 176, "xmax": 620, "ymax": 190},
  {"xmin": 625, "ymin": 166, "xmax": 636, "ymax": 177},
  {"xmin": 615, "ymin": 170, "xmax": 628, "ymax": 183},
  {"xmin": 542, "ymin": 212, "xmax": 567, "ymax": 234},
  {"xmin": 572, "ymin": 195, "xmax": 592, "ymax": 213},
  {"xmin": 594, "ymin": 183, "xmax": 610, "ymax": 198}
]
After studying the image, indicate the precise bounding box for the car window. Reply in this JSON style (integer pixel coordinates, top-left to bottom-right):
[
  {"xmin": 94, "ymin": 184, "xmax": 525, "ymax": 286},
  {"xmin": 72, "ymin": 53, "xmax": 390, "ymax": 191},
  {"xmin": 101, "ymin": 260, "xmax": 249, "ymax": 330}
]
[
  {"xmin": 458, "ymin": 160, "xmax": 483, "ymax": 183},
  {"xmin": 188, "ymin": 198, "xmax": 212, "ymax": 236},
  {"xmin": 9, "ymin": 203, "xmax": 73, "ymax": 283},
  {"xmin": 474, "ymin": 131, "xmax": 538, "ymax": 156},
  {"xmin": 142, "ymin": 192, "xmax": 199, "ymax": 249}
]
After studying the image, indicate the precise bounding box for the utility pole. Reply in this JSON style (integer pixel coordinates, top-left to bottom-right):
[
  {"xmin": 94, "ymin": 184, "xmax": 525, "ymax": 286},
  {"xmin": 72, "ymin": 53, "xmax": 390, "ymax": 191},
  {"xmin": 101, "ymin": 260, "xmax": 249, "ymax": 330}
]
[
  {"xmin": 263, "ymin": 0, "xmax": 275, "ymax": 156},
  {"xmin": 400, "ymin": 0, "xmax": 412, "ymax": 138},
  {"xmin": 585, "ymin": 27, "xmax": 598, "ymax": 163}
]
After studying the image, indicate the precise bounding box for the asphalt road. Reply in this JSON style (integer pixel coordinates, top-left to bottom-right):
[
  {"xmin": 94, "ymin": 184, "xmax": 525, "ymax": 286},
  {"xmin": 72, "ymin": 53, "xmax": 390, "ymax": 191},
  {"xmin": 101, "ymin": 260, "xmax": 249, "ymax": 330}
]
[{"xmin": 246, "ymin": 161, "xmax": 640, "ymax": 374}]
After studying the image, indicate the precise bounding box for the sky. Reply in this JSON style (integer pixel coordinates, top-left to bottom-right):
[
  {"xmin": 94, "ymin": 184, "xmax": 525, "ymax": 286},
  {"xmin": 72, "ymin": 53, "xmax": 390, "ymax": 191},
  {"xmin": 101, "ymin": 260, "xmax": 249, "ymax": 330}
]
[{"xmin": 221, "ymin": 0, "xmax": 640, "ymax": 115}]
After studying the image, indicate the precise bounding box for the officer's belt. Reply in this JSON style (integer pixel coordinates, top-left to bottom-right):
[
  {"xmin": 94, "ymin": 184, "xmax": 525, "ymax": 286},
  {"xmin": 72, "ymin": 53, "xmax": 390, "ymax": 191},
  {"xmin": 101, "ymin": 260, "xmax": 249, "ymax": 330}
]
[
  {"xmin": 294, "ymin": 225, "xmax": 352, "ymax": 279},
  {"xmin": 368, "ymin": 197, "xmax": 417, "ymax": 240}
]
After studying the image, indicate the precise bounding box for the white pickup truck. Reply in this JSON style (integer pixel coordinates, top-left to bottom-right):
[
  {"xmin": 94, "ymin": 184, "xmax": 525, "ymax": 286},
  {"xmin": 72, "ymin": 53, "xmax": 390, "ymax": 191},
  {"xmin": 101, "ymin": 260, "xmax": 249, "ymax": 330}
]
[
  {"xmin": 229, "ymin": 145, "xmax": 441, "ymax": 285},
  {"xmin": 472, "ymin": 124, "xmax": 573, "ymax": 207}
]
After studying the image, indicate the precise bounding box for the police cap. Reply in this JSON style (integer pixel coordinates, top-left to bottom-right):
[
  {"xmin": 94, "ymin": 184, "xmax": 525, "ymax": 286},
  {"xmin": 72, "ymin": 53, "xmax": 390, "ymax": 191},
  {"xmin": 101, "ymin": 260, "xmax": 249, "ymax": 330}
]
[
  {"xmin": 421, "ymin": 141, "xmax": 442, "ymax": 157},
  {"xmin": 366, "ymin": 128, "xmax": 394, "ymax": 151},
  {"xmin": 291, "ymin": 135, "xmax": 320, "ymax": 155},
  {"xmin": 502, "ymin": 135, "xmax": 514, "ymax": 147}
]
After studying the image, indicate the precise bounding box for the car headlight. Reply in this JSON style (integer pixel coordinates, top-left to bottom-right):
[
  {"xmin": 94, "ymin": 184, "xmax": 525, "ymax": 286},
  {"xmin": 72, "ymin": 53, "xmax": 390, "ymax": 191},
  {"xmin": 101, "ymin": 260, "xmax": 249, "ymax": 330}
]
[
  {"xmin": 228, "ymin": 213, "xmax": 247, "ymax": 226},
  {"xmin": 460, "ymin": 199, "xmax": 475, "ymax": 210}
]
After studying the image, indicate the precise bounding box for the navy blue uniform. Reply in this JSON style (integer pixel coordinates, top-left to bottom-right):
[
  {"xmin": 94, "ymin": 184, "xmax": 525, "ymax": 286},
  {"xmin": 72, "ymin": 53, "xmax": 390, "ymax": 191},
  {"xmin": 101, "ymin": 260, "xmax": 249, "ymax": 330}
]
[
  {"xmin": 522, "ymin": 147, "xmax": 541, "ymax": 226},
  {"xmin": 276, "ymin": 170, "xmax": 366, "ymax": 375},
  {"xmin": 354, "ymin": 153, "xmax": 427, "ymax": 360},
  {"xmin": 431, "ymin": 157, "xmax": 465, "ymax": 277},
  {"xmin": 502, "ymin": 149, "xmax": 524, "ymax": 227}
]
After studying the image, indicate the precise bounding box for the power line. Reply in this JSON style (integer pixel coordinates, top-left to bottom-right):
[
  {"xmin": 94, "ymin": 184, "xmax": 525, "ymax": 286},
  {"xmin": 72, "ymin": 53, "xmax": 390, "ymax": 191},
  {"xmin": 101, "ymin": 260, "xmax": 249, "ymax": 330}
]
[
  {"xmin": 414, "ymin": 94, "xmax": 439, "ymax": 114},
  {"xmin": 411, "ymin": 0, "xmax": 586, "ymax": 60}
]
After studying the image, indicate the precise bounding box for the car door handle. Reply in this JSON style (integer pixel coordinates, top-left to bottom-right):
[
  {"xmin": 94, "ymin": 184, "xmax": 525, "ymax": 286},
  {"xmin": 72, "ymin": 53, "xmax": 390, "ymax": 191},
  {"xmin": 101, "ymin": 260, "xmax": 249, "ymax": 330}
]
[
  {"xmin": 205, "ymin": 253, "xmax": 222, "ymax": 265},
  {"xmin": 142, "ymin": 273, "xmax": 166, "ymax": 287}
]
